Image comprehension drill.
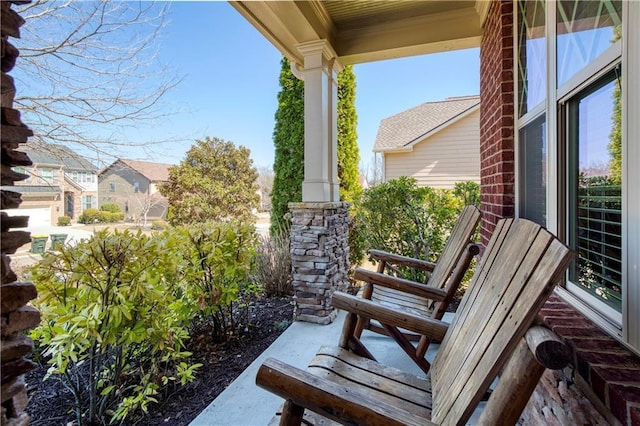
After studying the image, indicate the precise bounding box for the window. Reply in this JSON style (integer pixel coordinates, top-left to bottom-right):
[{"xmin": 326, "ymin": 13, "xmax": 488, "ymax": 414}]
[
  {"xmin": 109, "ymin": 182, "xmax": 116, "ymax": 192},
  {"xmin": 519, "ymin": 114, "xmax": 547, "ymax": 226},
  {"xmin": 557, "ymin": 0, "xmax": 622, "ymax": 87},
  {"xmin": 516, "ymin": 0, "xmax": 640, "ymax": 350},
  {"xmin": 566, "ymin": 72, "xmax": 622, "ymax": 312},
  {"xmin": 518, "ymin": 0, "xmax": 546, "ymax": 117},
  {"xmin": 83, "ymin": 195, "xmax": 95, "ymax": 210},
  {"xmin": 14, "ymin": 166, "xmax": 30, "ymax": 183},
  {"xmin": 133, "ymin": 181, "xmax": 139, "ymax": 193},
  {"xmin": 38, "ymin": 167, "xmax": 55, "ymax": 184}
]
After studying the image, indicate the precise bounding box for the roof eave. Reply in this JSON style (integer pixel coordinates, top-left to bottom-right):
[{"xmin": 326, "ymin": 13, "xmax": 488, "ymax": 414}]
[
  {"xmin": 403, "ymin": 102, "xmax": 480, "ymax": 149},
  {"xmin": 231, "ymin": 1, "xmax": 483, "ymax": 66}
]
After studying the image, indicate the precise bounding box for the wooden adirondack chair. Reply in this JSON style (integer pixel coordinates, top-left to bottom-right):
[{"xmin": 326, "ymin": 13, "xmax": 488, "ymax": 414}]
[
  {"xmin": 256, "ymin": 218, "xmax": 573, "ymax": 426},
  {"xmin": 353, "ymin": 205, "xmax": 481, "ymax": 372}
]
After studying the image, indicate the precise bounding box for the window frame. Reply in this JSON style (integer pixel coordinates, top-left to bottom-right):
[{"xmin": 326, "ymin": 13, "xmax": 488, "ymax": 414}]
[
  {"xmin": 559, "ymin": 67, "xmax": 623, "ymax": 325},
  {"xmin": 515, "ymin": 0, "xmax": 639, "ymax": 353}
]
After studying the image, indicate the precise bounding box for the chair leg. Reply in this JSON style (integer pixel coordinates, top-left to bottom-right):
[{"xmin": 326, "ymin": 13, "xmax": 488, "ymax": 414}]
[
  {"xmin": 280, "ymin": 400, "xmax": 305, "ymax": 426},
  {"xmin": 353, "ymin": 283, "xmax": 373, "ymax": 338},
  {"xmin": 382, "ymin": 323, "xmax": 431, "ymax": 374}
]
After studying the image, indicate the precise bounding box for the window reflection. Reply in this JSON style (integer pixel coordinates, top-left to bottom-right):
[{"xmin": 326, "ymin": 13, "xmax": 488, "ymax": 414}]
[
  {"xmin": 519, "ymin": 115, "xmax": 547, "ymax": 226},
  {"xmin": 518, "ymin": 0, "xmax": 546, "ymax": 116},
  {"xmin": 557, "ymin": 0, "xmax": 621, "ymax": 87},
  {"xmin": 569, "ymin": 73, "xmax": 622, "ymax": 311}
]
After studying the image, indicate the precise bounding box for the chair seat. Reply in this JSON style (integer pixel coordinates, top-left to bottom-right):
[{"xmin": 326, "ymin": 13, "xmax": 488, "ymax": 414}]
[
  {"xmin": 268, "ymin": 345, "xmax": 433, "ymax": 426},
  {"xmin": 370, "ymin": 285, "xmax": 435, "ymax": 317}
]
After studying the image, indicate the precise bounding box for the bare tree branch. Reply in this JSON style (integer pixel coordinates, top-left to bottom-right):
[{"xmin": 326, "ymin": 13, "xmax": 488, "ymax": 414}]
[{"xmin": 14, "ymin": 0, "xmax": 183, "ymax": 165}]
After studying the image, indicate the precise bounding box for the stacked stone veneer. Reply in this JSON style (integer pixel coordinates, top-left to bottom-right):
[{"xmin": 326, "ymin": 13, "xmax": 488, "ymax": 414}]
[
  {"xmin": 289, "ymin": 202, "xmax": 349, "ymax": 324},
  {"xmin": 1, "ymin": 2, "xmax": 40, "ymax": 425}
]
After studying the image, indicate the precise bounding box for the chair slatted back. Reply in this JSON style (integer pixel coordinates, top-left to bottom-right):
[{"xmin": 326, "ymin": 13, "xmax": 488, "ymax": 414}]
[
  {"xmin": 431, "ymin": 218, "xmax": 572, "ymax": 425},
  {"xmin": 427, "ymin": 205, "xmax": 480, "ymax": 290}
]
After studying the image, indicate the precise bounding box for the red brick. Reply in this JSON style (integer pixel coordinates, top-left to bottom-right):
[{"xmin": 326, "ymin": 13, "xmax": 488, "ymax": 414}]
[
  {"xmin": 630, "ymin": 405, "xmax": 640, "ymax": 426},
  {"xmin": 608, "ymin": 383, "xmax": 640, "ymax": 426},
  {"xmin": 576, "ymin": 350, "xmax": 640, "ymax": 383},
  {"xmin": 544, "ymin": 316, "xmax": 602, "ymax": 329},
  {"xmin": 567, "ymin": 337, "xmax": 624, "ymax": 353}
]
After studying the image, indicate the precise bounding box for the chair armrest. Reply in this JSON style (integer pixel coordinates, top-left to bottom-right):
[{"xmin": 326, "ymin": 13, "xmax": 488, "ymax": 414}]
[
  {"xmin": 256, "ymin": 357, "xmax": 433, "ymax": 426},
  {"xmin": 369, "ymin": 249, "xmax": 436, "ymax": 272},
  {"xmin": 354, "ymin": 268, "xmax": 448, "ymax": 301},
  {"xmin": 332, "ymin": 292, "xmax": 449, "ymax": 342}
]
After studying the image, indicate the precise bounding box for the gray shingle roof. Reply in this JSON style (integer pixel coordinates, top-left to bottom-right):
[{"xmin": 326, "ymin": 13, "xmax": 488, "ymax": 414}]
[
  {"xmin": 1, "ymin": 185, "xmax": 61, "ymax": 194},
  {"xmin": 373, "ymin": 95, "xmax": 480, "ymax": 152},
  {"xmin": 20, "ymin": 142, "xmax": 97, "ymax": 171},
  {"xmin": 102, "ymin": 159, "xmax": 172, "ymax": 182}
]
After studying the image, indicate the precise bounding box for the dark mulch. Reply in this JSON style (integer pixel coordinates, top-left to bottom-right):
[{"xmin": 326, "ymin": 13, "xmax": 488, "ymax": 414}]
[{"xmin": 25, "ymin": 296, "xmax": 294, "ymax": 426}]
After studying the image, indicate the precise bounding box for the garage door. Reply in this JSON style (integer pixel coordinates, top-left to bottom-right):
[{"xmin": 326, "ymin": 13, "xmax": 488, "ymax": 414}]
[{"xmin": 4, "ymin": 207, "xmax": 51, "ymax": 227}]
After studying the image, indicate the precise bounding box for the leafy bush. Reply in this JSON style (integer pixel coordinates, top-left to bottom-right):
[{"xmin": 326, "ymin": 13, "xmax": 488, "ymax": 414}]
[
  {"xmin": 453, "ymin": 181, "xmax": 481, "ymax": 207},
  {"xmin": 56, "ymin": 216, "xmax": 71, "ymax": 226},
  {"xmin": 353, "ymin": 178, "xmax": 479, "ymax": 281},
  {"xmin": 151, "ymin": 219, "xmax": 169, "ymax": 230},
  {"xmin": 78, "ymin": 208, "xmax": 123, "ymax": 224},
  {"xmin": 78, "ymin": 208, "xmax": 100, "ymax": 224},
  {"xmin": 174, "ymin": 221, "xmax": 261, "ymax": 340},
  {"xmin": 30, "ymin": 230, "xmax": 197, "ymax": 424},
  {"xmin": 253, "ymin": 230, "xmax": 292, "ymax": 296},
  {"xmin": 98, "ymin": 210, "xmax": 124, "ymax": 223},
  {"xmin": 99, "ymin": 202, "xmax": 122, "ymax": 213}
]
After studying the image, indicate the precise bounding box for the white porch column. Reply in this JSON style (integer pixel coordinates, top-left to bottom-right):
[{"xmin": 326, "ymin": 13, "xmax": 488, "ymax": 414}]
[{"xmin": 295, "ymin": 40, "xmax": 342, "ymax": 202}]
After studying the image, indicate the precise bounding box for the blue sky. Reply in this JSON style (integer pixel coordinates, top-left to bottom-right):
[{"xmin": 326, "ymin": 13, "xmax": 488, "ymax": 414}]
[{"xmin": 111, "ymin": 2, "xmax": 480, "ymax": 170}]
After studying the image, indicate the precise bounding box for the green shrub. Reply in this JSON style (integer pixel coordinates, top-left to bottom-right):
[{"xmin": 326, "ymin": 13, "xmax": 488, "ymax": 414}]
[
  {"xmin": 78, "ymin": 208, "xmax": 100, "ymax": 224},
  {"xmin": 30, "ymin": 230, "xmax": 197, "ymax": 424},
  {"xmin": 453, "ymin": 181, "xmax": 481, "ymax": 207},
  {"xmin": 98, "ymin": 211, "xmax": 124, "ymax": 223},
  {"xmin": 353, "ymin": 177, "xmax": 471, "ymax": 281},
  {"xmin": 100, "ymin": 202, "xmax": 122, "ymax": 213},
  {"xmin": 56, "ymin": 216, "xmax": 71, "ymax": 226},
  {"xmin": 151, "ymin": 219, "xmax": 169, "ymax": 230},
  {"xmin": 174, "ymin": 221, "xmax": 261, "ymax": 340}
]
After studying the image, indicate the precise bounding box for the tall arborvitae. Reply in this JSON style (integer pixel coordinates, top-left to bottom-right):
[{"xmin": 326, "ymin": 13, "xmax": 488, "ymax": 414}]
[
  {"xmin": 270, "ymin": 58, "xmax": 361, "ymax": 233},
  {"xmin": 337, "ymin": 65, "xmax": 362, "ymax": 202},
  {"xmin": 270, "ymin": 57, "xmax": 305, "ymax": 234}
]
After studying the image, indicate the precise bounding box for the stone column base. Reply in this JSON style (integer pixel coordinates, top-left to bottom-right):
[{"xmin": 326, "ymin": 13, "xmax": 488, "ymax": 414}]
[{"xmin": 289, "ymin": 202, "xmax": 350, "ymax": 324}]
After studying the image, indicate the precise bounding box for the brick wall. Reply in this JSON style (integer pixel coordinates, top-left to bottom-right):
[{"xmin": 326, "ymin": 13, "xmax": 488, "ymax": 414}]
[
  {"xmin": 479, "ymin": 0, "xmax": 515, "ymax": 245},
  {"xmin": 536, "ymin": 296, "xmax": 640, "ymax": 426}
]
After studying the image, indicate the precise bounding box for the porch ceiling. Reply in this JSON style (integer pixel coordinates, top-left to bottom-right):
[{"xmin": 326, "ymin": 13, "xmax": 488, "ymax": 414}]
[{"xmin": 230, "ymin": 1, "xmax": 488, "ymax": 65}]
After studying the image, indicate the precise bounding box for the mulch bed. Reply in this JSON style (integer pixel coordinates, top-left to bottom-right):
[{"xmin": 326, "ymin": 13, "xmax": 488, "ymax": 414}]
[{"xmin": 25, "ymin": 296, "xmax": 294, "ymax": 426}]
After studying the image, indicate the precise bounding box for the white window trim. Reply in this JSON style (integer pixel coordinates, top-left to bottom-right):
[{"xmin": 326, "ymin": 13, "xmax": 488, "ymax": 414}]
[{"xmin": 623, "ymin": 0, "xmax": 640, "ymax": 348}]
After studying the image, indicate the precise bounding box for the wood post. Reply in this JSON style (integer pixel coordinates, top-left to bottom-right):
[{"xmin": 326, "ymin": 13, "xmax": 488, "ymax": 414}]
[{"xmin": 477, "ymin": 326, "xmax": 570, "ymax": 425}]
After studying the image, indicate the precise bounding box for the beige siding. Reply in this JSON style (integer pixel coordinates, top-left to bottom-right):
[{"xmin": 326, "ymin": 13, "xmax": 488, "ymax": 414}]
[{"xmin": 383, "ymin": 109, "xmax": 480, "ymax": 189}]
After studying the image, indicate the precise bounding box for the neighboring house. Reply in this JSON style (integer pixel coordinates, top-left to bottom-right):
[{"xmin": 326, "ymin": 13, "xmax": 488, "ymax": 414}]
[
  {"xmin": 98, "ymin": 159, "xmax": 171, "ymax": 222},
  {"xmin": 3, "ymin": 142, "xmax": 98, "ymax": 226},
  {"xmin": 374, "ymin": 95, "xmax": 480, "ymax": 189}
]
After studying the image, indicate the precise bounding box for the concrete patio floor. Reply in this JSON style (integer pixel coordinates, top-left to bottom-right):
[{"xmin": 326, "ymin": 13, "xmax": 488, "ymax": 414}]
[{"xmin": 190, "ymin": 311, "xmax": 485, "ymax": 426}]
